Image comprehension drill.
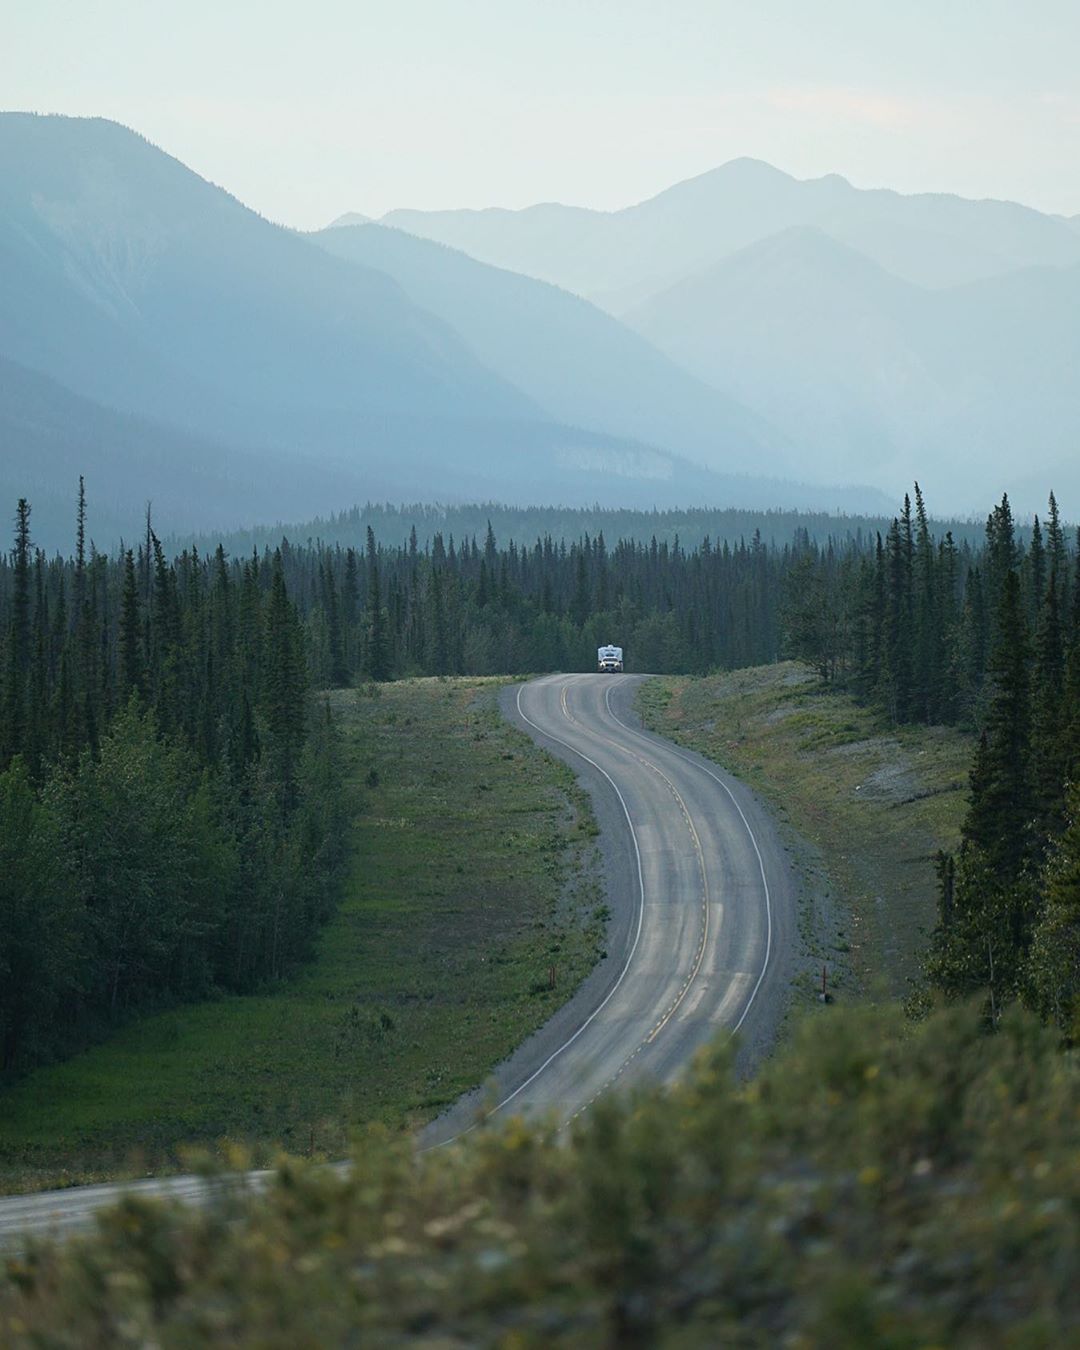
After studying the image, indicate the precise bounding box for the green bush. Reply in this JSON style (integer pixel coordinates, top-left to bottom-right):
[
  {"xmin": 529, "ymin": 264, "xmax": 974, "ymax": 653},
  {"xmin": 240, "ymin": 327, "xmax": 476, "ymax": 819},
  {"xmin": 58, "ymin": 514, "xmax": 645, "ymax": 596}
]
[{"xmin": 4, "ymin": 1001, "xmax": 1078, "ymax": 1345}]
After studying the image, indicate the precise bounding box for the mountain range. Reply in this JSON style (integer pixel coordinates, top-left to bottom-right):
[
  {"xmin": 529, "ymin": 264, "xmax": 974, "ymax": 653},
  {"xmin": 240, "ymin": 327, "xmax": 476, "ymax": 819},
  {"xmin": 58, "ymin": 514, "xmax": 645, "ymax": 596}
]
[
  {"xmin": 370, "ymin": 159, "xmax": 1080, "ymax": 512},
  {"xmin": 313, "ymin": 220, "xmax": 789, "ymax": 480},
  {"xmin": 2, "ymin": 112, "xmax": 1077, "ymax": 549},
  {"xmin": 378, "ymin": 158, "xmax": 1080, "ymax": 307},
  {"xmin": 622, "ymin": 226, "xmax": 1080, "ymax": 502},
  {"xmin": 3, "ymin": 113, "xmax": 878, "ymax": 550}
]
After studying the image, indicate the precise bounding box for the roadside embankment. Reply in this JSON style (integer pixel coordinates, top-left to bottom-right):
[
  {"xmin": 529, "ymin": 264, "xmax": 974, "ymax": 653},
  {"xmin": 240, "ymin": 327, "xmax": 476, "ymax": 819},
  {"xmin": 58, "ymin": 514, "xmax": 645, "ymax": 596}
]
[{"xmin": 638, "ymin": 664, "xmax": 973, "ymax": 1000}]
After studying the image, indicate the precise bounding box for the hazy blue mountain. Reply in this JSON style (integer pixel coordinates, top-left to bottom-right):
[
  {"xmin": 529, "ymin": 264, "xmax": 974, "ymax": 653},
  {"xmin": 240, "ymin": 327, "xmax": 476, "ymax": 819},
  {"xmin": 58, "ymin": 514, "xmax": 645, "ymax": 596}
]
[
  {"xmin": 624, "ymin": 228, "xmax": 929, "ymax": 482},
  {"xmin": 313, "ymin": 221, "xmax": 790, "ymax": 479},
  {"xmin": 378, "ymin": 158, "xmax": 1080, "ymax": 308},
  {"xmin": 0, "ymin": 113, "xmax": 537, "ymax": 449},
  {"xmin": 0, "ymin": 349, "xmax": 891, "ymax": 550},
  {"xmin": 624, "ymin": 227, "xmax": 1080, "ymax": 510},
  {"xmin": 0, "ymin": 355, "xmax": 383, "ymax": 551},
  {"xmin": 0, "ymin": 355, "xmax": 587, "ymax": 551},
  {"xmin": 4, "ymin": 114, "xmax": 872, "ymax": 532},
  {"xmin": 327, "ymin": 211, "xmax": 371, "ymax": 228}
]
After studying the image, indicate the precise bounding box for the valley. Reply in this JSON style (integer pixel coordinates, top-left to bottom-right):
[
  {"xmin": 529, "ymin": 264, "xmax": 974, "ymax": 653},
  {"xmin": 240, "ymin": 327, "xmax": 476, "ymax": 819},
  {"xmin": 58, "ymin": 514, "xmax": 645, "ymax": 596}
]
[
  {"xmin": 0, "ymin": 679, "xmax": 604, "ymax": 1196},
  {"xmin": 3, "ymin": 11, "xmax": 1080, "ymax": 1334}
]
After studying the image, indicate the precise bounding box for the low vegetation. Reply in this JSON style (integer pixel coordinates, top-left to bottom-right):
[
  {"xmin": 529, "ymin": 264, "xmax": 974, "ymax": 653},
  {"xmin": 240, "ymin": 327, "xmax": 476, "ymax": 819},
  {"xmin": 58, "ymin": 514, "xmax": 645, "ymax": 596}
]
[
  {"xmin": 639, "ymin": 664, "xmax": 973, "ymax": 996},
  {"xmin": 0, "ymin": 679, "xmax": 603, "ymax": 1193},
  {"xmin": 4, "ymin": 1001, "xmax": 1077, "ymax": 1346}
]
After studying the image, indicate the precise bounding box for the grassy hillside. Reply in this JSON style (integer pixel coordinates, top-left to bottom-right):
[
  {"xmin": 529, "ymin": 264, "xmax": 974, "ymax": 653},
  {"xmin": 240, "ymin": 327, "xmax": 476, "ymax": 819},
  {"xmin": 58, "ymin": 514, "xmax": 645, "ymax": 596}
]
[
  {"xmin": 4, "ymin": 1001, "xmax": 1076, "ymax": 1345},
  {"xmin": 639, "ymin": 664, "xmax": 974, "ymax": 997},
  {"xmin": 0, "ymin": 679, "xmax": 604, "ymax": 1194}
]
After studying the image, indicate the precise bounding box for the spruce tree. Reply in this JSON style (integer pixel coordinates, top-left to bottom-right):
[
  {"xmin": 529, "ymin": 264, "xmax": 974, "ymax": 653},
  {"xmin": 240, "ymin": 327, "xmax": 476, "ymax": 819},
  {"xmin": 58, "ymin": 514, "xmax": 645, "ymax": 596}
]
[
  {"xmin": 2, "ymin": 499, "xmax": 32, "ymax": 767},
  {"xmin": 1045, "ymin": 492, "xmax": 1067, "ymax": 604},
  {"xmin": 342, "ymin": 547, "xmax": 359, "ymax": 672},
  {"xmin": 1026, "ymin": 515, "xmax": 1046, "ymax": 627},
  {"xmin": 882, "ymin": 510, "xmax": 914, "ymax": 721},
  {"xmin": 262, "ymin": 553, "xmax": 307, "ymax": 809},
  {"xmin": 1026, "ymin": 783, "xmax": 1080, "ymax": 1037},
  {"xmin": 962, "ymin": 568, "xmax": 1033, "ymax": 881},
  {"xmin": 320, "ymin": 560, "xmax": 347, "ymax": 687},
  {"xmin": 365, "ymin": 527, "xmax": 391, "ymax": 682},
  {"xmin": 119, "ymin": 548, "xmax": 142, "ymax": 701},
  {"xmin": 983, "ymin": 494, "xmax": 1017, "ymax": 622},
  {"xmin": 912, "ymin": 484, "xmax": 938, "ymax": 721},
  {"xmin": 1031, "ymin": 566, "xmax": 1067, "ymax": 844}
]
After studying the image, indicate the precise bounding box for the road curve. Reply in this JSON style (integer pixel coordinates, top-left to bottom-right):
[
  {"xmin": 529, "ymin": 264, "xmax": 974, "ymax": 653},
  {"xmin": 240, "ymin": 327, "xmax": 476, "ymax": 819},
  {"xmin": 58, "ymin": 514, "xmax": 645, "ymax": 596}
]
[
  {"xmin": 421, "ymin": 672, "xmax": 796, "ymax": 1143},
  {"xmin": 0, "ymin": 673, "xmax": 797, "ymax": 1246}
]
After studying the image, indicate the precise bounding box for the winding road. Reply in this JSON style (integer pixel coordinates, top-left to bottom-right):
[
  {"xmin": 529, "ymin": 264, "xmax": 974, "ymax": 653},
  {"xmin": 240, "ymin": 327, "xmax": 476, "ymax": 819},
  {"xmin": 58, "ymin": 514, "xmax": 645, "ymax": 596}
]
[
  {"xmin": 0, "ymin": 673, "xmax": 796, "ymax": 1246},
  {"xmin": 421, "ymin": 673, "xmax": 795, "ymax": 1144}
]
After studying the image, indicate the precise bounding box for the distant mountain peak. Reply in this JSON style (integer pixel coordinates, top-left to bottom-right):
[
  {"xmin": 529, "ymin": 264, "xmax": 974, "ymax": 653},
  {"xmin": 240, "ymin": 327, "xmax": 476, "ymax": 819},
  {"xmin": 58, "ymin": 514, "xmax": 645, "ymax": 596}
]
[
  {"xmin": 715, "ymin": 155, "xmax": 793, "ymax": 176},
  {"xmin": 326, "ymin": 211, "xmax": 371, "ymax": 229},
  {"xmin": 636, "ymin": 156, "xmax": 795, "ymax": 206},
  {"xmin": 812, "ymin": 170, "xmax": 855, "ymax": 189}
]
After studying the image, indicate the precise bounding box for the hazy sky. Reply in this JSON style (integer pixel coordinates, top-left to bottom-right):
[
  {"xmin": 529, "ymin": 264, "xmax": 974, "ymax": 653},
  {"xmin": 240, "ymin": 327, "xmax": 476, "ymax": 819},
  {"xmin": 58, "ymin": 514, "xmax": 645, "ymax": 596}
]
[{"xmin": 5, "ymin": 1, "xmax": 1080, "ymax": 228}]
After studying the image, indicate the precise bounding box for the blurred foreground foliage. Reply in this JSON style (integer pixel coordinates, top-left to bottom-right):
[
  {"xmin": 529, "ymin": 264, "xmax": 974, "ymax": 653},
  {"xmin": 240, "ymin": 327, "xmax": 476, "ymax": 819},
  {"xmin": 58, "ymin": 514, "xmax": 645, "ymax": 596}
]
[{"xmin": 3, "ymin": 1001, "xmax": 1078, "ymax": 1347}]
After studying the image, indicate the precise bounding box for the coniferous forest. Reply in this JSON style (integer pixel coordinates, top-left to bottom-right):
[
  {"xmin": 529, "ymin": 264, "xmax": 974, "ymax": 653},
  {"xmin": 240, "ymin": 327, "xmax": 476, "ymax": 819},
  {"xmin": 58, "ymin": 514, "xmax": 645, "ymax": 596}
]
[
  {"xmin": 777, "ymin": 487, "xmax": 1080, "ymax": 1032},
  {"xmin": 0, "ymin": 484, "xmax": 346, "ymax": 1075},
  {"xmin": 2, "ymin": 479, "xmax": 1080, "ymax": 1078}
]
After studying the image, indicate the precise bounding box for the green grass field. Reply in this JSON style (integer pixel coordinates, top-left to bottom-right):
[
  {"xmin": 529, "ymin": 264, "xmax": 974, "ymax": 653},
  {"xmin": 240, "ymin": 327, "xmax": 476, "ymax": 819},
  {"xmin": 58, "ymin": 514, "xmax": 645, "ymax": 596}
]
[
  {"xmin": 639, "ymin": 664, "xmax": 974, "ymax": 998},
  {"xmin": 0, "ymin": 679, "xmax": 604, "ymax": 1194}
]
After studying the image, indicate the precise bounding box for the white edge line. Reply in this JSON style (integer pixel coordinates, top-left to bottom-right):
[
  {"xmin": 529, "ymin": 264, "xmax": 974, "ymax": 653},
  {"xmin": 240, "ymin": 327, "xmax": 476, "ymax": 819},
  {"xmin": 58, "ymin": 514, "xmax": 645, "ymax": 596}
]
[
  {"xmin": 604, "ymin": 681, "xmax": 773, "ymax": 1037},
  {"xmin": 423, "ymin": 677, "xmax": 647, "ymax": 1149},
  {"xmin": 4, "ymin": 676, "xmax": 769, "ymax": 1237}
]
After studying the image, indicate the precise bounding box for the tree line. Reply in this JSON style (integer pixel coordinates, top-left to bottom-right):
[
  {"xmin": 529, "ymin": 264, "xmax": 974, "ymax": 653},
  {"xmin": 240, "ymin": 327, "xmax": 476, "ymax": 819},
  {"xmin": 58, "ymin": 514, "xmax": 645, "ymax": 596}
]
[
  {"xmin": 778, "ymin": 485, "xmax": 1080, "ymax": 1034},
  {"xmin": 0, "ymin": 484, "xmax": 345, "ymax": 1075},
  {"xmin": 3, "ymin": 478, "xmax": 1079, "ymax": 1071},
  {"xmin": 251, "ymin": 521, "xmax": 789, "ymax": 683},
  {"xmin": 915, "ymin": 496, "xmax": 1080, "ymax": 1034}
]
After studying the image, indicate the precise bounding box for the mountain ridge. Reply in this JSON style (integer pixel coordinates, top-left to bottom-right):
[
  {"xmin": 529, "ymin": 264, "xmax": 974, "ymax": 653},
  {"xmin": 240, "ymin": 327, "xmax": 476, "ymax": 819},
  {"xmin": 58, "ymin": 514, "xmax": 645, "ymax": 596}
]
[
  {"xmin": 313, "ymin": 220, "xmax": 790, "ymax": 479},
  {"xmin": 622, "ymin": 224, "xmax": 1080, "ymax": 507},
  {"xmin": 376, "ymin": 156, "xmax": 1080, "ymax": 304},
  {"xmin": 3, "ymin": 113, "xmax": 857, "ymax": 536}
]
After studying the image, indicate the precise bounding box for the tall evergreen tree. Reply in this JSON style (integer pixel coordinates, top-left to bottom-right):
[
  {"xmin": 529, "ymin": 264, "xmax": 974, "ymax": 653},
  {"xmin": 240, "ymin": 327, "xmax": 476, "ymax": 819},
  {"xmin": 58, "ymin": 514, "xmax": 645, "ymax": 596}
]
[
  {"xmin": 365, "ymin": 527, "xmax": 391, "ymax": 682},
  {"xmin": 119, "ymin": 548, "xmax": 142, "ymax": 701},
  {"xmin": 1026, "ymin": 784, "xmax": 1080, "ymax": 1038},
  {"xmin": 1031, "ymin": 566, "xmax": 1067, "ymax": 843},
  {"xmin": 962, "ymin": 569, "xmax": 1033, "ymax": 880}
]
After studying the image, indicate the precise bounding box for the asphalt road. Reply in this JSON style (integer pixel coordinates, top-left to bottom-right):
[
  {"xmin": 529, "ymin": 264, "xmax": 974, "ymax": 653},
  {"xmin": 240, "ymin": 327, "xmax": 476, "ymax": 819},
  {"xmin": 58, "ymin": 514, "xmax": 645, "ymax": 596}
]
[
  {"xmin": 421, "ymin": 673, "xmax": 796, "ymax": 1144},
  {"xmin": 0, "ymin": 673, "xmax": 797, "ymax": 1246}
]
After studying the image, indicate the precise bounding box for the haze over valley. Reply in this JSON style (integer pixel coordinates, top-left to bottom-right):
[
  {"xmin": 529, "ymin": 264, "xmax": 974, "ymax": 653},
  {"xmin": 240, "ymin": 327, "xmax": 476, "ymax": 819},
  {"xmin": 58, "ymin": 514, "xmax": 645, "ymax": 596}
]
[
  {"xmin": 6, "ymin": 6, "xmax": 1080, "ymax": 1340},
  {"xmin": 370, "ymin": 157, "xmax": 1080, "ymax": 512},
  {"xmin": 3, "ymin": 110, "xmax": 1078, "ymax": 547}
]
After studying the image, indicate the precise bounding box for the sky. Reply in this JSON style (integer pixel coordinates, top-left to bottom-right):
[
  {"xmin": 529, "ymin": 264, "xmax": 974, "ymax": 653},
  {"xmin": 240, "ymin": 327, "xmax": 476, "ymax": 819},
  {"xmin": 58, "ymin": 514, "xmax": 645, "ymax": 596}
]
[{"xmin": 4, "ymin": 0, "xmax": 1080, "ymax": 229}]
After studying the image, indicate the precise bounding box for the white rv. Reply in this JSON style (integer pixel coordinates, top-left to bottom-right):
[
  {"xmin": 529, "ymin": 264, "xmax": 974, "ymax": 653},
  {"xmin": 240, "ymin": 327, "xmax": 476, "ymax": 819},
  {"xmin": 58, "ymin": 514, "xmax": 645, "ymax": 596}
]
[{"xmin": 597, "ymin": 644, "xmax": 624, "ymax": 673}]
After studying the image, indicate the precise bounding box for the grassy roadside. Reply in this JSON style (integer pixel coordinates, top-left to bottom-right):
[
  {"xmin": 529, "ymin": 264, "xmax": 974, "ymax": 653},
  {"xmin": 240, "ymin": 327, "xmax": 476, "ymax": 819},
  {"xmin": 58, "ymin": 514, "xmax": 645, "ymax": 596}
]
[
  {"xmin": 0, "ymin": 678, "xmax": 604, "ymax": 1195},
  {"xmin": 638, "ymin": 664, "xmax": 974, "ymax": 999}
]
